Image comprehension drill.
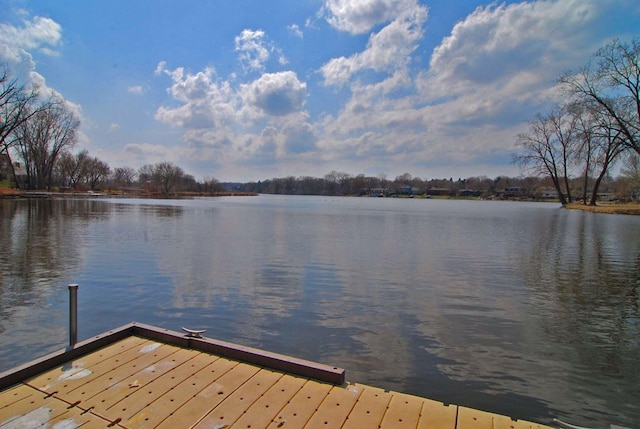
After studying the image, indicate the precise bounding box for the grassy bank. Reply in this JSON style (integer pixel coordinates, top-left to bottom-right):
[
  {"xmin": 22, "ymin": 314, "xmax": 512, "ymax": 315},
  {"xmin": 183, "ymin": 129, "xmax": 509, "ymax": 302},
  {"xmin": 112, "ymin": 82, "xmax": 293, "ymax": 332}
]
[
  {"xmin": 0, "ymin": 188, "xmax": 258, "ymax": 198},
  {"xmin": 0, "ymin": 186, "xmax": 19, "ymax": 196},
  {"xmin": 566, "ymin": 202, "xmax": 640, "ymax": 216}
]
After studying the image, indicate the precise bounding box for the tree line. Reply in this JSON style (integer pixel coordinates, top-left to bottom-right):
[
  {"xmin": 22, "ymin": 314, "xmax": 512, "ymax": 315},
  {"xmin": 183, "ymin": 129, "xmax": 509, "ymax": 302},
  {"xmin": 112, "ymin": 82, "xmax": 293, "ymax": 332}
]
[
  {"xmin": 231, "ymin": 170, "xmax": 638, "ymax": 201},
  {"xmin": 0, "ymin": 66, "xmax": 73, "ymax": 191},
  {"xmin": 514, "ymin": 38, "xmax": 640, "ymax": 206}
]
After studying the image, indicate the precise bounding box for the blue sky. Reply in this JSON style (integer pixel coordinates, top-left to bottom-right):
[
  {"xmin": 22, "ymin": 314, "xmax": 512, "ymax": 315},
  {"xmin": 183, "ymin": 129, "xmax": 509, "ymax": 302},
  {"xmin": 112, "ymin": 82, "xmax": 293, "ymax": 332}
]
[{"xmin": 1, "ymin": 0, "xmax": 639, "ymax": 182}]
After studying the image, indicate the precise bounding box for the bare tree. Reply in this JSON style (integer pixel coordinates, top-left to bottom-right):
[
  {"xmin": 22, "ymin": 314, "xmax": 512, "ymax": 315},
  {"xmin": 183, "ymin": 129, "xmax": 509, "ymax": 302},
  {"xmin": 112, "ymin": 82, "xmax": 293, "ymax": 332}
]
[
  {"xmin": 154, "ymin": 162, "xmax": 184, "ymax": 194},
  {"xmin": 112, "ymin": 166, "xmax": 137, "ymax": 189},
  {"xmin": 620, "ymin": 152, "xmax": 640, "ymax": 200},
  {"xmin": 0, "ymin": 65, "xmax": 41, "ymax": 185},
  {"xmin": 13, "ymin": 97, "xmax": 80, "ymax": 190},
  {"xmin": 324, "ymin": 170, "xmax": 350, "ymax": 195},
  {"xmin": 324, "ymin": 170, "xmax": 340, "ymax": 195},
  {"xmin": 560, "ymin": 38, "xmax": 640, "ymax": 156},
  {"xmin": 573, "ymin": 103, "xmax": 596, "ymax": 203},
  {"xmin": 137, "ymin": 164, "xmax": 155, "ymax": 192},
  {"xmin": 549, "ymin": 104, "xmax": 581, "ymax": 203},
  {"xmin": 84, "ymin": 156, "xmax": 111, "ymax": 190},
  {"xmin": 137, "ymin": 162, "xmax": 184, "ymax": 194},
  {"xmin": 621, "ymin": 152, "xmax": 640, "ymax": 184},
  {"xmin": 513, "ymin": 105, "xmax": 579, "ymax": 206},
  {"xmin": 201, "ymin": 176, "xmax": 224, "ymax": 193},
  {"xmin": 581, "ymin": 106, "xmax": 626, "ymax": 205},
  {"xmin": 56, "ymin": 151, "xmax": 76, "ymax": 188},
  {"xmin": 56, "ymin": 149, "xmax": 89, "ymax": 189},
  {"xmin": 377, "ymin": 173, "xmax": 388, "ymax": 189}
]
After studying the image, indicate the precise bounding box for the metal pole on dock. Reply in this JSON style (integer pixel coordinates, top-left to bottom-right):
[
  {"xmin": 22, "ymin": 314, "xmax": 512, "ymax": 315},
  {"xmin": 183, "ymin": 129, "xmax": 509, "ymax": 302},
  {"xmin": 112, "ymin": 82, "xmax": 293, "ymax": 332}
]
[{"xmin": 68, "ymin": 284, "xmax": 78, "ymax": 347}]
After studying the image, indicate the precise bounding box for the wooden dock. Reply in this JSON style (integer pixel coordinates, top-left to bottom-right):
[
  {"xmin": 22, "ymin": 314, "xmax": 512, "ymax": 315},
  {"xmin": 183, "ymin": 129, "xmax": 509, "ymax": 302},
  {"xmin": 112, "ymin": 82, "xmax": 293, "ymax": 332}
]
[{"xmin": 0, "ymin": 323, "xmax": 552, "ymax": 429}]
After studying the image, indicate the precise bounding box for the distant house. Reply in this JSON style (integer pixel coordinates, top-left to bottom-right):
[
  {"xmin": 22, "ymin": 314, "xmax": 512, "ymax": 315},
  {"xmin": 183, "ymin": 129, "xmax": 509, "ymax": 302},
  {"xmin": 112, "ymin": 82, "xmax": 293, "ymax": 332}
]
[
  {"xmin": 539, "ymin": 188, "xmax": 558, "ymax": 199},
  {"xmin": 499, "ymin": 187, "xmax": 527, "ymax": 198},
  {"xmin": 1, "ymin": 158, "xmax": 27, "ymax": 188},
  {"xmin": 596, "ymin": 192, "xmax": 614, "ymax": 201},
  {"xmin": 0, "ymin": 155, "xmax": 25, "ymax": 186},
  {"xmin": 398, "ymin": 185, "xmax": 421, "ymax": 196},
  {"xmin": 370, "ymin": 188, "xmax": 390, "ymax": 197},
  {"xmin": 458, "ymin": 189, "xmax": 482, "ymax": 197},
  {"xmin": 426, "ymin": 187, "xmax": 452, "ymax": 196}
]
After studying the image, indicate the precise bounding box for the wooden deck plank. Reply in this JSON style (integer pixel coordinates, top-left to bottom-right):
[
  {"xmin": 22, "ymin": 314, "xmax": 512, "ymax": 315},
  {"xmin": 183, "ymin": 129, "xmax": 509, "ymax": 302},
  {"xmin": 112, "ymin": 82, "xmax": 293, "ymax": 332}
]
[
  {"xmin": 193, "ymin": 368, "xmax": 283, "ymax": 428},
  {"xmin": 303, "ymin": 383, "xmax": 363, "ymax": 429},
  {"xmin": 232, "ymin": 373, "xmax": 307, "ymax": 429},
  {"xmin": 341, "ymin": 384, "xmax": 392, "ymax": 429},
  {"xmin": 494, "ymin": 413, "xmax": 524, "ymax": 429},
  {"xmin": 56, "ymin": 343, "xmax": 180, "ymax": 409},
  {"xmin": 519, "ymin": 420, "xmax": 553, "ymax": 429},
  {"xmin": 0, "ymin": 406, "xmax": 93, "ymax": 428},
  {"xmin": 0, "ymin": 384, "xmax": 35, "ymax": 410},
  {"xmin": 458, "ymin": 406, "xmax": 496, "ymax": 429},
  {"xmin": 457, "ymin": 406, "xmax": 551, "ymax": 429},
  {"xmin": 59, "ymin": 339, "xmax": 164, "ymax": 397},
  {"xmin": 86, "ymin": 347, "xmax": 198, "ymax": 415},
  {"xmin": 0, "ymin": 391, "xmax": 93, "ymax": 428},
  {"xmin": 124, "ymin": 357, "xmax": 236, "ymax": 428},
  {"xmin": 42, "ymin": 406, "xmax": 108, "ymax": 428},
  {"xmin": 79, "ymin": 417, "xmax": 130, "ymax": 429},
  {"xmin": 264, "ymin": 379, "xmax": 333, "ymax": 429},
  {"xmin": 0, "ymin": 388, "xmax": 43, "ymax": 423},
  {"xmin": 117, "ymin": 353, "xmax": 218, "ymax": 426},
  {"xmin": 24, "ymin": 336, "xmax": 148, "ymax": 392},
  {"xmin": 154, "ymin": 361, "xmax": 259, "ymax": 428},
  {"xmin": 379, "ymin": 391, "xmax": 425, "ymax": 429},
  {"xmin": 417, "ymin": 398, "xmax": 458, "ymax": 429},
  {"xmin": 458, "ymin": 407, "xmax": 547, "ymax": 429}
]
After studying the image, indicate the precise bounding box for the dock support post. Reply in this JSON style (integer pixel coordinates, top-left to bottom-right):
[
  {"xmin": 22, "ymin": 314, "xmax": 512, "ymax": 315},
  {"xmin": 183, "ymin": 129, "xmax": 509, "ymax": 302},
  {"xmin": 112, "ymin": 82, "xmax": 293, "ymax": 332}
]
[{"xmin": 69, "ymin": 284, "xmax": 78, "ymax": 348}]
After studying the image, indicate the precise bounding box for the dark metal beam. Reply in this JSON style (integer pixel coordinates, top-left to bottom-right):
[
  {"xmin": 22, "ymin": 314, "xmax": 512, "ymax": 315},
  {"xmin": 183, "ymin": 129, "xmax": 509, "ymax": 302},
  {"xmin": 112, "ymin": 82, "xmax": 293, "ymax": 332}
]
[
  {"xmin": 0, "ymin": 323, "xmax": 134, "ymax": 391},
  {"xmin": 0, "ymin": 322, "xmax": 346, "ymax": 391},
  {"xmin": 130, "ymin": 323, "xmax": 346, "ymax": 385}
]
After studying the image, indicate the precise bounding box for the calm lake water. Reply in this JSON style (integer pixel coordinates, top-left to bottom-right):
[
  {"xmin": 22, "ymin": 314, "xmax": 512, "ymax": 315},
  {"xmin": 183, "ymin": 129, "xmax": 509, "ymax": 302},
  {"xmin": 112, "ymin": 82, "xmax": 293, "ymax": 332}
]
[{"xmin": 0, "ymin": 195, "xmax": 638, "ymax": 427}]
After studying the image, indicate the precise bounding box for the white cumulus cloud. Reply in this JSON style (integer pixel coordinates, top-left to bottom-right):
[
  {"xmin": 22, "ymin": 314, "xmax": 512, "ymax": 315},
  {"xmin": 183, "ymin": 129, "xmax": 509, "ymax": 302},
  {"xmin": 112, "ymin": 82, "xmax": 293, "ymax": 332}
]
[
  {"xmin": 127, "ymin": 85, "xmax": 144, "ymax": 95},
  {"xmin": 287, "ymin": 24, "xmax": 303, "ymax": 38},
  {"xmin": 155, "ymin": 61, "xmax": 168, "ymax": 76},
  {"xmin": 242, "ymin": 71, "xmax": 307, "ymax": 117},
  {"xmin": 0, "ymin": 14, "xmax": 63, "ymax": 95},
  {"xmin": 425, "ymin": 0, "xmax": 618, "ymax": 100},
  {"xmin": 321, "ymin": 4, "xmax": 427, "ymax": 86},
  {"xmin": 154, "ymin": 63, "xmax": 312, "ymax": 168},
  {"xmin": 0, "ymin": 16, "xmax": 62, "ymax": 63},
  {"xmin": 234, "ymin": 29, "xmax": 288, "ymax": 72},
  {"xmin": 155, "ymin": 66, "xmax": 240, "ymax": 129},
  {"xmin": 0, "ymin": 12, "xmax": 82, "ymax": 129},
  {"xmin": 323, "ymin": 0, "xmax": 420, "ymax": 34},
  {"xmin": 235, "ymin": 29, "xmax": 270, "ymax": 72}
]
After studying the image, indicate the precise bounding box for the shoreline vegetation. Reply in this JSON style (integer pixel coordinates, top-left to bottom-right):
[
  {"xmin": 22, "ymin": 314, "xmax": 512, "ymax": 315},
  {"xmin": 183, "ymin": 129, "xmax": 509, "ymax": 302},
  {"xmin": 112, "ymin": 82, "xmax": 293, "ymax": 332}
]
[
  {"xmin": 565, "ymin": 202, "xmax": 640, "ymax": 216},
  {"xmin": 0, "ymin": 187, "xmax": 257, "ymax": 198},
  {"xmin": 2, "ymin": 186, "xmax": 639, "ymax": 215}
]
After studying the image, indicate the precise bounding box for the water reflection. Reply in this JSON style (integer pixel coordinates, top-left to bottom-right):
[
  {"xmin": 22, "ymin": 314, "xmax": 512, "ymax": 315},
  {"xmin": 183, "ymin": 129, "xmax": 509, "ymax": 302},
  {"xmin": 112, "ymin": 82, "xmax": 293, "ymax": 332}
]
[
  {"xmin": 0, "ymin": 200, "xmax": 95, "ymax": 323},
  {"xmin": 0, "ymin": 199, "xmax": 111, "ymax": 364},
  {"xmin": 0, "ymin": 196, "xmax": 638, "ymax": 427},
  {"xmin": 519, "ymin": 210, "xmax": 640, "ymax": 423}
]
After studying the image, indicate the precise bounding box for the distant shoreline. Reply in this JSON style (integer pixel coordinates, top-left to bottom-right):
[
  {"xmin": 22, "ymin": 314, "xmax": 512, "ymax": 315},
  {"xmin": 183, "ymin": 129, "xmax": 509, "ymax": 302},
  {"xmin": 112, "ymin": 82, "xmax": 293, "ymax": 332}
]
[
  {"xmin": 0, "ymin": 188, "xmax": 257, "ymax": 199},
  {"xmin": 2, "ymin": 188, "xmax": 639, "ymax": 215},
  {"xmin": 565, "ymin": 202, "xmax": 640, "ymax": 216}
]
